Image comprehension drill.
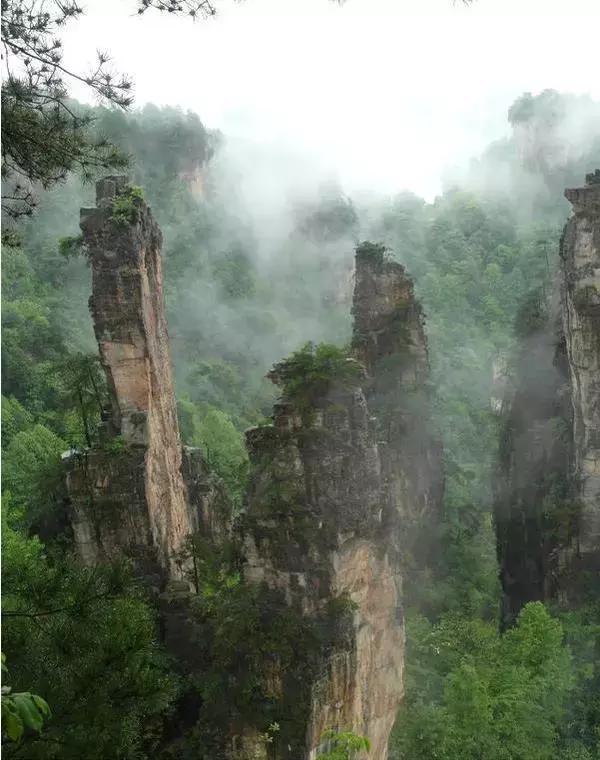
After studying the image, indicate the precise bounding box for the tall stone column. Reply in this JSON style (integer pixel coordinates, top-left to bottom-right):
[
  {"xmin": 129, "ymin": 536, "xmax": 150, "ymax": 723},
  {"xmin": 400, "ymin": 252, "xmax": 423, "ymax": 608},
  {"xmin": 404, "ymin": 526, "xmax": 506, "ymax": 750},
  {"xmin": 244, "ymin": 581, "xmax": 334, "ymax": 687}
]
[
  {"xmin": 494, "ymin": 172, "xmax": 600, "ymax": 624},
  {"xmin": 562, "ymin": 173, "xmax": 600, "ymax": 576},
  {"xmin": 351, "ymin": 242, "xmax": 444, "ymax": 567},
  {"xmin": 65, "ymin": 177, "xmax": 217, "ymax": 577}
]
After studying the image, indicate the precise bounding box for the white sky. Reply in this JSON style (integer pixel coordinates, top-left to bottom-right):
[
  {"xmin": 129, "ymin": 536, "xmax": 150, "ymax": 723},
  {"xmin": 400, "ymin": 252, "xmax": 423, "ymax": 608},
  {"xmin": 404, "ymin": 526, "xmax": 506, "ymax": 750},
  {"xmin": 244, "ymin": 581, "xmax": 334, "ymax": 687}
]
[{"xmin": 62, "ymin": 0, "xmax": 600, "ymax": 200}]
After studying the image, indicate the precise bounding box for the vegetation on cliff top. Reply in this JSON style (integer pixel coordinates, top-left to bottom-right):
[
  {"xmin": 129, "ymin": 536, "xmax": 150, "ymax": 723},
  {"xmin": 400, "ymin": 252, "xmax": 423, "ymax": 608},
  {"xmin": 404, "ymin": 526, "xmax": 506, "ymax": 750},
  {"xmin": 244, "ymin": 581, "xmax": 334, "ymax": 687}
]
[
  {"xmin": 110, "ymin": 185, "xmax": 145, "ymax": 227},
  {"xmin": 269, "ymin": 341, "xmax": 361, "ymax": 422},
  {"xmin": 354, "ymin": 240, "xmax": 387, "ymax": 267}
]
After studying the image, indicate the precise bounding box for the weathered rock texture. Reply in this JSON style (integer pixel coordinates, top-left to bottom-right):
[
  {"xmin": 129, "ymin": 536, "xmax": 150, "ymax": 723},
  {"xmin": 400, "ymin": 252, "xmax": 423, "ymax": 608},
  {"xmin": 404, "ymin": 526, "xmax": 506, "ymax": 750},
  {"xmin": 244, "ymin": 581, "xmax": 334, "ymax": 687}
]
[
  {"xmin": 495, "ymin": 173, "xmax": 600, "ymax": 624},
  {"xmin": 244, "ymin": 387, "xmax": 403, "ymax": 760},
  {"xmin": 351, "ymin": 243, "xmax": 444, "ymax": 568},
  {"xmin": 242, "ymin": 244, "xmax": 442, "ymax": 759},
  {"xmin": 65, "ymin": 177, "xmax": 230, "ymax": 577},
  {"xmin": 562, "ymin": 174, "xmax": 600, "ymax": 573}
]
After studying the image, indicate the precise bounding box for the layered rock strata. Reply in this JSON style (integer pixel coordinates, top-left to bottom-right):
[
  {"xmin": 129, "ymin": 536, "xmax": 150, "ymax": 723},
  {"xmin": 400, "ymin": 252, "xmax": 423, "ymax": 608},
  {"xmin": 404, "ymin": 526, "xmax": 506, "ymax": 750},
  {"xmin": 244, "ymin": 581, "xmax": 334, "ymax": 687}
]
[{"xmin": 244, "ymin": 385, "xmax": 403, "ymax": 759}]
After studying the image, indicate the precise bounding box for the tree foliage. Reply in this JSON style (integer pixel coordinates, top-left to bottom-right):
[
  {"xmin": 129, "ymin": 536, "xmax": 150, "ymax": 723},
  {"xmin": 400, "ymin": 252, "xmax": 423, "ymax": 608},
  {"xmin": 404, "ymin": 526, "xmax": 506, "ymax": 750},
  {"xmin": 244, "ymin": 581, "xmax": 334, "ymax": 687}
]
[
  {"xmin": 390, "ymin": 603, "xmax": 574, "ymax": 760},
  {"xmin": 0, "ymin": 0, "xmax": 219, "ymax": 219},
  {"xmin": 1, "ymin": 515, "xmax": 178, "ymax": 759},
  {"xmin": 1, "ymin": 654, "xmax": 51, "ymax": 745},
  {"xmin": 0, "ymin": 0, "xmax": 132, "ymax": 218},
  {"xmin": 269, "ymin": 341, "xmax": 361, "ymax": 421},
  {"xmin": 136, "ymin": 0, "xmax": 217, "ymax": 17},
  {"xmin": 316, "ymin": 730, "xmax": 371, "ymax": 760}
]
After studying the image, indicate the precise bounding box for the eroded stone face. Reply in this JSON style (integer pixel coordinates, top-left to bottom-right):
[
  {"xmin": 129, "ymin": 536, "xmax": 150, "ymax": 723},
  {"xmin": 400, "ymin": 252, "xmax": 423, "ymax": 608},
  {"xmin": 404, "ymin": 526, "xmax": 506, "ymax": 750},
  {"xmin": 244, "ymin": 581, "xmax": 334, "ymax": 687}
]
[
  {"xmin": 67, "ymin": 177, "xmax": 232, "ymax": 578},
  {"xmin": 244, "ymin": 383, "xmax": 404, "ymax": 759},
  {"xmin": 562, "ymin": 179, "xmax": 600, "ymax": 571},
  {"xmin": 493, "ymin": 315, "xmax": 572, "ymax": 624},
  {"xmin": 352, "ymin": 246, "xmax": 429, "ymax": 385},
  {"xmin": 495, "ymin": 175, "xmax": 600, "ymax": 623},
  {"xmin": 352, "ymin": 244, "xmax": 444, "ymax": 567},
  {"xmin": 65, "ymin": 191, "xmax": 437, "ymax": 758},
  {"xmin": 65, "ymin": 446, "xmax": 159, "ymax": 573},
  {"xmin": 307, "ymin": 542, "xmax": 404, "ymax": 760}
]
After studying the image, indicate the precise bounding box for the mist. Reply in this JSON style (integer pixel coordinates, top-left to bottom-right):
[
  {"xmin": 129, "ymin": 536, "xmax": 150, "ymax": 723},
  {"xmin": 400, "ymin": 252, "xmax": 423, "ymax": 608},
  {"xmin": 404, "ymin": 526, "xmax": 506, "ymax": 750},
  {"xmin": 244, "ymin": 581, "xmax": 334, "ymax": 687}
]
[
  {"xmin": 3, "ymin": 1, "xmax": 600, "ymax": 756},
  {"xmin": 59, "ymin": 0, "xmax": 599, "ymax": 200}
]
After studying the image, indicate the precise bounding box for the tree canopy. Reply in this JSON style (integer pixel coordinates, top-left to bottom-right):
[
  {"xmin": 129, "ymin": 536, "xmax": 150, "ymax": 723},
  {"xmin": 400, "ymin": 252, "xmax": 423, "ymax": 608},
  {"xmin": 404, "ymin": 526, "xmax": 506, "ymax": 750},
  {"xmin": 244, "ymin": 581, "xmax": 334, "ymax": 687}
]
[{"xmin": 0, "ymin": 0, "xmax": 218, "ymax": 219}]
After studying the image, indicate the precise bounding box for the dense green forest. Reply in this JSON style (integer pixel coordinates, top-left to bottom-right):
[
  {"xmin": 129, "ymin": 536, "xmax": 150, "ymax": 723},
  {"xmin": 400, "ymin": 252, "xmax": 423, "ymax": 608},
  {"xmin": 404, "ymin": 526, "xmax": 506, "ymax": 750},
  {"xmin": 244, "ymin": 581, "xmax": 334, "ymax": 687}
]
[{"xmin": 2, "ymin": 89, "xmax": 600, "ymax": 758}]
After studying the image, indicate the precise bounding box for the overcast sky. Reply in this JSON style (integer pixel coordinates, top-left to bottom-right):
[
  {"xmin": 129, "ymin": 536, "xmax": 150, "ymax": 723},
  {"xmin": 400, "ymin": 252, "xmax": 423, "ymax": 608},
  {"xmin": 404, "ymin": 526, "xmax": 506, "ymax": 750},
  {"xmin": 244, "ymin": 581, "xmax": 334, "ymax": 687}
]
[{"xmin": 62, "ymin": 0, "xmax": 600, "ymax": 200}]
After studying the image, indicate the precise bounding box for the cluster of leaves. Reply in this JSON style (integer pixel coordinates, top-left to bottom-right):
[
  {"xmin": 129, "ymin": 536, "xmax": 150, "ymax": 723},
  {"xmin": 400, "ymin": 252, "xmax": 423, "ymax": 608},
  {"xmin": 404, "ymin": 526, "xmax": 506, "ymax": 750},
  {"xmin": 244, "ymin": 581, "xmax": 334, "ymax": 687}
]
[
  {"xmin": 354, "ymin": 240, "xmax": 387, "ymax": 266},
  {"xmin": 2, "ymin": 354, "xmax": 107, "ymax": 531},
  {"xmin": 1, "ymin": 0, "xmax": 131, "ymax": 218},
  {"xmin": 178, "ymin": 398, "xmax": 248, "ymax": 508},
  {"xmin": 513, "ymin": 286, "xmax": 549, "ymax": 338},
  {"xmin": 58, "ymin": 234, "xmax": 85, "ymax": 260},
  {"xmin": 136, "ymin": 0, "xmax": 217, "ymax": 18},
  {"xmin": 390, "ymin": 603, "xmax": 581, "ymax": 760},
  {"xmin": 110, "ymin": 185, "xmax": 145, "ymax": 226},
  {"xmin": 2, "ymin": 232, "xmax": 107, "ymax": 449},
  {"xmin": 1, "ymin": 655, "xmax": 51, "ymax": 745},
  {"xmin": 102, "ymin": 434, "xmax": 127, "ymax": 455},
  {"xmin": 0, "ymin": 0, "xmax": 227, "ymax": 221},
  {"xmin": 558, "ymin": 604, "xmax": 600, "ymax": 757},
  {"xmin": 1, "ymin": 420, "xmax": 66, "ymax": 531},
  {"xmin": 316, "ymin": 730, "xmax": 371, "ymax": 760}
]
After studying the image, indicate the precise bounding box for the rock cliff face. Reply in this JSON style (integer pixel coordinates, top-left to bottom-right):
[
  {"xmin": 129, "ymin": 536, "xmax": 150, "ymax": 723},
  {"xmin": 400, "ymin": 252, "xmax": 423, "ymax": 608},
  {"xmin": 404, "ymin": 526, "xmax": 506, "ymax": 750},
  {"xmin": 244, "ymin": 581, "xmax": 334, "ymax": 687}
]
[
  {"xmin": 561, "ymin": 174, "xmax": 600, "ymax": 575},
  {"xmin": 495, "ymin": 173, "xmax": 600, "ymax": 623},
  {"xmin": 351, "ymin": 243, "xmax": 444, "ymax": 567},
  {"xmin": 244, "ymin": 385, "xmax": 403, "ymax": 760},
  {"xmin": 243, "ymin": 244, "xmax": 442, "ymax": 759},
  {"xmin": 65, "ymin": 177, "xmax": 230, "ymax": 578}
]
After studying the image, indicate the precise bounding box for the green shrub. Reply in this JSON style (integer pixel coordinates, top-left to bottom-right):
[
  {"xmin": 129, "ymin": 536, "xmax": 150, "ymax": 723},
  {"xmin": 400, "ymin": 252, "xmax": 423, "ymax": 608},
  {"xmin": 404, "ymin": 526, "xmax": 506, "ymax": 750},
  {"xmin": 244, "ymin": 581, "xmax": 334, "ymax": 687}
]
[
  {"xmin": 316, "ymin": 729, "xmax": 371, "ymax": 759},
  {"xmin": 102, "ymin": 434, "xmax": 126, "ymax": 455},
  {"xmin": 110, "ymin": 185, "xmax": 144, "ymax": 226},
  {"xmin": 355, "ymin": 241, "xmax": 387, "ymax": 267},
  {"xmin": 269, "ymin": 342, "xmax": 361, "ymax": 422}
]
